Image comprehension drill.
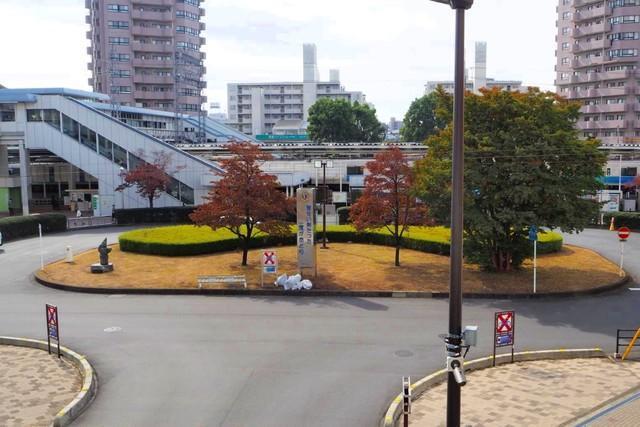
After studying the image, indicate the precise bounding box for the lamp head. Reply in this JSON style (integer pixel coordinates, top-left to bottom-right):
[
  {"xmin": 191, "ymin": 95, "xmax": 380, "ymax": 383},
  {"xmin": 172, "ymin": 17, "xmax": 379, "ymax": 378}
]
[{"xmin": 431, "ymin": 0, "xmax": 473, "ymax": 9}]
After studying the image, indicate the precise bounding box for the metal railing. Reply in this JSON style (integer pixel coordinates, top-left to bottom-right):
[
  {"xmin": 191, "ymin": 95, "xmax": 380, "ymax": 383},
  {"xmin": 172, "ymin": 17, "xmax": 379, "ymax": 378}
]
[
  {"xmin": 67, "ymin": 216, "xmax": 115, "ymax": 229},
  {"xmin": 615, "ymin": 329, "xmax": 640, "ymax": 357}
]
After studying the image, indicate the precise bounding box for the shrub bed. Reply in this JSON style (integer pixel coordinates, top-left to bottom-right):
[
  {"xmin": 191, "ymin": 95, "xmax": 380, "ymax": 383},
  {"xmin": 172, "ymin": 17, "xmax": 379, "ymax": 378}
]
[
  {"xmin": 602, "ymin": 212, "xmax": 640, "ymax": 230},
  {"xmin": 119, "ymin": 224, "xmax": 563, "ymax": 258},
  {"xmin": 114, "ymin": 207, "xmax": 195, "ymax": 225},
  {"xmin": 0, "ymin": 213, "xmax": 67, "ymax": 243}
]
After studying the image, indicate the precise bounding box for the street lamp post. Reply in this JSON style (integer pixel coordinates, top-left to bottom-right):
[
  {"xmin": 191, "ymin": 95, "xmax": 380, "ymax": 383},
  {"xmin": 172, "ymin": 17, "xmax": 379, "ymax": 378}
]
[
  {"xmin": 429, "ymin": 1, "xmax": 473, "ymax": 426},
  {"xmin": 314, "ymin": 160, "xmax": 333, "ymax": 249},
  {"xmin": 119, "ymin": 166, "xmax": 125, "ymax": 209}
]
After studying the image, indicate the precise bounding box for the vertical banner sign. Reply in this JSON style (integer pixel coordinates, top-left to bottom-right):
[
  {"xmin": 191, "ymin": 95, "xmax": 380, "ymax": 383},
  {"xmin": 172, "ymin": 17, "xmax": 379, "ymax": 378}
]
[
  {"xmin": 493, "ymin": 311, "xmax": 515, "ymax": 366},
  {"xmin": 45, "ymin": 304, "xmax": 61, "ymax": 358},
  {"xmin": 296, "ymin": 188, "xmax": 317, "ymax": 274}
]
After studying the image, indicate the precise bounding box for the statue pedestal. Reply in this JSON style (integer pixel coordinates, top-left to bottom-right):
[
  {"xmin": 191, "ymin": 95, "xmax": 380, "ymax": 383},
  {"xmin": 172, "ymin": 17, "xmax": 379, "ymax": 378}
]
[{"xmin": 91, "ymin": 263, "xmax": 114, "ymax": 274}]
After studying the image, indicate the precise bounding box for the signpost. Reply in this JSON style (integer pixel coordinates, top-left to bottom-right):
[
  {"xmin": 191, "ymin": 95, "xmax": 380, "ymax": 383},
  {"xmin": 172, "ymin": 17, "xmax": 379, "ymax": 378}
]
[
  {"xmin": 296, "ymin": 188, "xmax": 317, "ymax": 276},
  {"xmin": 529, "ymin": 225, "xmax": 538, "ymax": 294},
  {"xmin": 618, "ymin": 226, "xmax": 630, "ymax": 277},
  {"xmin": 261, "ymin": 250, "xmax": 278, "ymax": 287},
  {"xmin": 45, "ymin": 304, "xmax": 61, "ymax": 358},
  {"xmin": 493, "ymin": 311, "xmax": 515, "ymax": 366}
]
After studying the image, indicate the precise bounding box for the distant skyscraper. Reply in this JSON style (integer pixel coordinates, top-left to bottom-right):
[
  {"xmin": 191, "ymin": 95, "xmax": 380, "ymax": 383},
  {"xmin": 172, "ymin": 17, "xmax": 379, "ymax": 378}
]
[
  {"xmin": 555, "ymin": 0, "xmax": 640, "ymax": 147},
  {"xmin": 425, "ymin": 41, "xmax": 524, "ymax": 95},
  {"xmin": 86, "ymin": 0, "xmax": 207, "ymax": 115}
]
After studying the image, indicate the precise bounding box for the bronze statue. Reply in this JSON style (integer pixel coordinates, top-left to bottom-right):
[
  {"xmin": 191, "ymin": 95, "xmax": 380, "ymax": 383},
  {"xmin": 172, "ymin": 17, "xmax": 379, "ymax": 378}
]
[
  {"xmin": 91, "ymin": 237, "xmax": 114, "ymax": 273},
  {"xmin": 98, "ymin": 238, "xmax": 111, "ymax": 266}
]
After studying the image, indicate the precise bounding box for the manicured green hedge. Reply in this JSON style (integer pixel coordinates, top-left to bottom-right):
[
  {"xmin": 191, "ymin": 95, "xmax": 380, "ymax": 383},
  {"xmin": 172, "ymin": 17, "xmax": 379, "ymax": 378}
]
[
  {"xmin": 602, "ymin": 212, "xmax": 640, "ymax": 230},
  {"xmin": 119, "ymin": 224, "xmax": 563, "ymax": 257},
  {"xmin": 114, "ymin": 207, "xmax": 196, "ymax": 225},
  {"xmin": 0, "ymin": 213, "xmax": 67, "ymax": 243}
]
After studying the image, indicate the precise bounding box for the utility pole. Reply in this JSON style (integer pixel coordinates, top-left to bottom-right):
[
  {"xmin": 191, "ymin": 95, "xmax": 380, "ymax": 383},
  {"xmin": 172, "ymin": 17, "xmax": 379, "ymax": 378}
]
[
  {"xmin": 314, "ymin": 160, "xmax": 333, "ymax": 249},
  {"xmin": 429, "ymin": 1, "xmax": 474, "ymax": 426}
]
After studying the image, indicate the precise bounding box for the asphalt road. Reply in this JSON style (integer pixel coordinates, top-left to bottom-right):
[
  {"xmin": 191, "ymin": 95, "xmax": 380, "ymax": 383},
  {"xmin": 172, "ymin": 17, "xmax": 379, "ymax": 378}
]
[{"xmin": 0, "ymin": 227, "xmax": 638, "ymax": 427}]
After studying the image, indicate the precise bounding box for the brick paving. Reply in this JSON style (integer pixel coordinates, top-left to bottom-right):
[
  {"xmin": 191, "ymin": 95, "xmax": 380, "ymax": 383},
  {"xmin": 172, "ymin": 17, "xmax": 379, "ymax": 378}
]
[
  {"xmin": 0, "ymin": 345, "xmax": 81, "ymax": 426},
  {"xmin": 409, "ymin": 358, "xmax": 640, "ymax": 427}
]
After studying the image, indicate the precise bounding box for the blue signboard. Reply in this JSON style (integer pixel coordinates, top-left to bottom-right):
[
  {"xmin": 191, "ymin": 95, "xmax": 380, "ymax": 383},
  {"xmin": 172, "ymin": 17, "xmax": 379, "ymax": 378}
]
[{"xmin": 529, "ymin": 225, "xmax": 538, "ymax": 242}]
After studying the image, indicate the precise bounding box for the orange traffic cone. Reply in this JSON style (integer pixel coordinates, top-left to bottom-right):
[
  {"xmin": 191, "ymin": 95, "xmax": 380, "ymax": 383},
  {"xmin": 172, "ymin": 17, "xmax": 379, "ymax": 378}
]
[{"xmin": 610, "ymin": 217, "xmax": 615, "ymax": 231}]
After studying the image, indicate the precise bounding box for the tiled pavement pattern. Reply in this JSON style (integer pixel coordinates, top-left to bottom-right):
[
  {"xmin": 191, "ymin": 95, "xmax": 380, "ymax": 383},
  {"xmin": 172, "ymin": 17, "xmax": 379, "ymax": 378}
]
[
  {"xmin": 0, "ymin": 345, "xmax": 81, "ymax": 426},
  {"xmin": 583, "ymin": 391, "xmax": 640, "ymax": 426},
  {"xmin": 410, "ymin": 358, "xmax": 640, "ymax": 427}
]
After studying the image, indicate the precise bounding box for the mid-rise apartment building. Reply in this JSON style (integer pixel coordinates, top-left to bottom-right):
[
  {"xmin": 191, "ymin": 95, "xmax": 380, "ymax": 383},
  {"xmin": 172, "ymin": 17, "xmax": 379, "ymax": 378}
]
[
  {"xmin": 85, "ymin": 0, "xmax": 207, "ymax": 115},
  {"xmin": 555, "ymin": 0, "xmax": 640, "ymax": 147},
  {"xmin": 425, "ymin": 42, "xmax": 525, "ymax": 95},
  {"xmin": 227, "ymin": 44, "xmax": 366, "ymax": 136}
]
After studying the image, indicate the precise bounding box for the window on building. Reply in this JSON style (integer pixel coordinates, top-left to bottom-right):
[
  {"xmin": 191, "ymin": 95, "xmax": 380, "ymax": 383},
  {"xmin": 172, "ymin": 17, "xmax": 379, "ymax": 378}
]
[
  {"xmin": 110, "ymin": 53, "xmax": 130, "ymax": 62},
  {"xmin": 113, "ymin": 143, "xmax": 127, "ymax": 168},
  {"xmin": 610, "ymin": 15, "xmax": 640, "ymax": 24},
  {"xmin": 27, "ymin": 109, "xmax": 42, "ymax": 122},
  {"xmin": 98, "ymin": 135, "xmax": 113, "ymax": 161},
  {"xmin": 108, "ymin": 37, "xmax": 129, "ymax": 45},
  {"xmin": 0, "ymin": 105, "xmax": 15, "ymax": 122},
  {"xmin": 609, "ymin": 48, "xmax": 638, "ymax": 58},
  {"xmin": 108, "ymin": 20, "xmax": 129, "ymax": 29},
  {"xmin": 43, "ymin": 109, "xmax": 60, "ymax": 130},
  {"xmin": 62, "ymin": 114, "xmax": 79, "ymax": 140},
  {"xmin": 128, "ymin": 152, "xmax": 144, "ymax": 170},
  {"xmin": 562, "ymin": 42, "xmax": 569, "ymax": 50},
  {"xmin": 80, "ymin": 125, "xmax": 97, "ymax": 151},
  {"xmin": 107, "ymin": 4, "xmax": 129, "ymax": 12}
]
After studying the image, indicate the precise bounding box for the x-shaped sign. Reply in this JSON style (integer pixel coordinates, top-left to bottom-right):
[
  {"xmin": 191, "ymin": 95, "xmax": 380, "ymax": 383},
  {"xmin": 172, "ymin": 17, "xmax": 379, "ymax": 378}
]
[
  {"xmin": 496, "ymin": 313, "xmax": 512, "ymax": 333},
  {"xmin": 263, "ymin": 252, "xmax": 276, "ymax": 265}
]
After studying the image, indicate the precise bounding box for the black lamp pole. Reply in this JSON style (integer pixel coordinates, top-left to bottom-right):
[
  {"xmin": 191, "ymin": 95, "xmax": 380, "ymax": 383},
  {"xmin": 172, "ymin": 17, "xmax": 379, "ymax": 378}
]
[{"xmin": 429, "ymin": 1, "xmax": 473, "ymax": 426}]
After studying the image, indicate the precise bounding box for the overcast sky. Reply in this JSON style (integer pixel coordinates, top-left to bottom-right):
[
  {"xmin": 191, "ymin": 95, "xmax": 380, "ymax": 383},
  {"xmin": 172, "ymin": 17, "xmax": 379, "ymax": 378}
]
[{"xmin": 0, "ymin": 0, "xmax": 558, "ymax": 123}]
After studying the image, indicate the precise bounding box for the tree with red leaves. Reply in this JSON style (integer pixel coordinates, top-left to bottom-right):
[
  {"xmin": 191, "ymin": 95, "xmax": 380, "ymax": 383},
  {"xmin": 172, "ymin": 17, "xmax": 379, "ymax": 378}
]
[
  {"xmin": 116, "ymin": 151, "xmax": 177, "ymax": 208},
  {"xmin": 350, "ymin": 146, "xmax": 429, "ymax": 266},
  {"xmin": 190, "ymin": 142, "xmax": 292, "ymax": 266}
]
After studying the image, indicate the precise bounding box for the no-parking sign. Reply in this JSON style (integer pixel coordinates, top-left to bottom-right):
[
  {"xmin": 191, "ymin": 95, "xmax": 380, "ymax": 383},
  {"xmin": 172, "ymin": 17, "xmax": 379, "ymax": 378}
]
[
  {"xmin": 262, "ymin": 251, "xmax": 278, "ymax": 274},
  {"xmin": 495, "ymin": 311, "xmax": 515, "ymax": 347}
]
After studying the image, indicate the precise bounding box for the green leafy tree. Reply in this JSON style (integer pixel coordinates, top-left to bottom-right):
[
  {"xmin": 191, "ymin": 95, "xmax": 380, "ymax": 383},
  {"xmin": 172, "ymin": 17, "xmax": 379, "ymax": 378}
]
[
  {"xmin": 352, "ymin": 102, "xmax": 385, "ymax": 142},
  {"xmin": 415, "ymin": 87, "xmax": 605, "ymax": 272},
  {"xmin": 400, "ymin": 90, "xmax": 446, "ymax": 142},
  {"xmin": 307, "ymin": 98, "xmax": 384, "ymax": 142}
]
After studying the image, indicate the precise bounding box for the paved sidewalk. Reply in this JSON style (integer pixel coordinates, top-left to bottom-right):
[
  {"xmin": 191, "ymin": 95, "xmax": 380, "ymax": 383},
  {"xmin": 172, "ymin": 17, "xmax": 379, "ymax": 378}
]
[
  {"xmin": 409, "ymin": 357, "xmax": 640, "ymax": 426},
  {"xmin": 0, "ymin": 345, "xmax": 81, "ymax": 426}
]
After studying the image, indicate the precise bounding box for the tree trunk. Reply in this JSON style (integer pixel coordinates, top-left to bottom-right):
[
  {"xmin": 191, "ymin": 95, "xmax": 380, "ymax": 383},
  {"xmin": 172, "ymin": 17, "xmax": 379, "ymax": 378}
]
[
  {"xmin": 395, "ymin": 243, "xmax": 400, "ymax": 267},
  {"xmin": 492, "ymin": 249, "xmax": 512, "ymax": 272},
  {"xmin": 241, "ymin": 239, "xmax": 249, "ymax": 266},
  {"xmin": 148, "ymin": 197, "xmax": 154, "ymax": 208}
]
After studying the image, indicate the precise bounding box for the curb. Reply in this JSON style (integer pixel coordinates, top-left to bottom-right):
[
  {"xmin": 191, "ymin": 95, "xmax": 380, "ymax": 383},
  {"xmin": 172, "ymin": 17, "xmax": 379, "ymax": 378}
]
[
  {"xmin": 0, "ymin": 336, "xmax": 98, "ymax": 427},
  {"xmin": 34, "ymin": 271, "xmax": 630, "ymax": 299},
  {"xmin": 380, "ymin": 348, "xmax": 604, "ymax": 427}
]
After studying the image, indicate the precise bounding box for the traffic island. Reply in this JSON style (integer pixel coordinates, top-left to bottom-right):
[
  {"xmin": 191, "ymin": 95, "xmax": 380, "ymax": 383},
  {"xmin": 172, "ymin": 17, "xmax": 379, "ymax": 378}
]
[
  {"xmin": 382, "ymin": 349, "xmax": 640, "ymax": 427},
  {"xmin": 0, "ymin": 337, "xmax": 97, "ymax": 427},
  {"xmin": 35, "ymin": 243, "xmax": 627, "ymax": 297}
]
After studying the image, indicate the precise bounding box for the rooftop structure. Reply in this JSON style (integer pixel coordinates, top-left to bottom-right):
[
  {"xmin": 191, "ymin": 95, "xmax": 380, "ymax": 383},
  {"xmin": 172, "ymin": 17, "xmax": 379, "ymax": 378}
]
[
  {"xmin": 425, "ymin": 42, "xmax": 525, "ymax": 95},
  {"xmin": 227, "ymin": 44, "xmax": 366, "ymax": 137}
]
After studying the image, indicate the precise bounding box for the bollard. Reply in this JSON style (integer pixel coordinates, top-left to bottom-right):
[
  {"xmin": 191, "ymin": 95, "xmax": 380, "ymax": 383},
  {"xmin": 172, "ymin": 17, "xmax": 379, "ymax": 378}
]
[
  {"xmin": 65, "ymin": 246, "xmax": 74, "ymax": 263},
  {"xmin": 402, "ymin": 376, "xmax": 411, "ymax": 427}
]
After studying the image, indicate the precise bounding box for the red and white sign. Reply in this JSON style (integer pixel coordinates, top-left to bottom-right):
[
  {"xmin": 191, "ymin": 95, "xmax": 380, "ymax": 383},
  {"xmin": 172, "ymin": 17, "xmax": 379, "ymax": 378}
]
[
  {"xmin": 263, "ymin": 251, "xmax": 277, "ymax": 266},
  {"xmin": 496, "ymin": 311, "xmax": 513, "ymax": 333},
  {"xmin": 619, "ymin": 227, "xmax": 631, "ymax": 241}
]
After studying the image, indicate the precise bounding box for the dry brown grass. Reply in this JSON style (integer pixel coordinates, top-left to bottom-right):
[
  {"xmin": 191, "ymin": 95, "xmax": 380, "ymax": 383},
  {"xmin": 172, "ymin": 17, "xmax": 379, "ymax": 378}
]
[{"xmin": 37, "ymin": 243, "xmax": 622, "ymax": 294}]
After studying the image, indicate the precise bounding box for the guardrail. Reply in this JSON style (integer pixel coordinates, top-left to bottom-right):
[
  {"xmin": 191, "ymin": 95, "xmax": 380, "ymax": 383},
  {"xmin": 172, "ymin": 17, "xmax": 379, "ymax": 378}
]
[
  {"xmin": 615, "ymin": 329, "xmax": 640, "ymax": 358},
  {"xmin": 67, "ymin": 216, "xmax": 114, "ymax": 229}
]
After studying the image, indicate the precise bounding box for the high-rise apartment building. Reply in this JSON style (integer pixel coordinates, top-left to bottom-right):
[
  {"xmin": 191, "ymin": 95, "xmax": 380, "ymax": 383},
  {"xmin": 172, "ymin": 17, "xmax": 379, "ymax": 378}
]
[
  {"xmin": 555, "ymin": 0, "xmax": 640, "ymax": 147},
  {"xmin": 426, "ymin": 42, "xmax": 525, "ymax": 95},
  {"xmin": 227, "ymin": 44, "xmax": 366, "ymax": 137},
  {"xmin": 85, "ymin": 0, "xmax": 207, "ymax": 115}
]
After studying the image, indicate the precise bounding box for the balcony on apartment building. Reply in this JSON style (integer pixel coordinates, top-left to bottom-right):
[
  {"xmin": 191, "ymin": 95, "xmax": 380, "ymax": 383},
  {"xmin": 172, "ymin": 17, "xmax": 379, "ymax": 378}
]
[
  {"xmin": 131, "ymin": 10, "xmax": 173, "ymax": 21},
  {"xmin": 574, "ymin": 22, "xmax": 611, "ymax": 37},
  {"xmin": 571, "ymin": 39, "xmax": 608, "ymax": 53},
  {"xmin": 573, "ymin": 0, "xmax": 608, "ymax": 8},
  {"xmin": 571, "ymin": 55, "xmax": 606, "ymax": 68},
  {"xmin": 133, "ymin": 90, "xmax": 175, "ymax": 100},
  {"xmin": 572, "ymin": 5, "xmax": 611, "ymax": 22},
  {"xmin": 580, "ymin": 103, "xmax": 628, "ymax": 114},
  {"xmin": 131, "ymin": 26, "xmax": 173, "ymax": 38},
  {"xmin": 132, "ymin": 58, "xmax": 173, "ymax": 68},
  {"xmin": 133, "ymin": 74, "xmax": 174, "ymax": 85},
  {"xmin": 133, "ymin": 42, "xmax": 174, "ymax": 54},
  {"xmin": 131, "ymin": 0, "xmax": 175, "ymax": 6},
  {"xmin": 578, "ymin": 119, "xmax": 628, "ymax": 130}
]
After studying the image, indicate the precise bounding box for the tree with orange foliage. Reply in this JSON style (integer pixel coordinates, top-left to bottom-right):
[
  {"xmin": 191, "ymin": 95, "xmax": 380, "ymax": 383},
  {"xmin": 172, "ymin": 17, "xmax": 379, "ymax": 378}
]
[
  {"xmin": 190, "ymin": 142, "xmax": 292, "ymax": 266},
  {"xmin": 350, "ymin": 146, "xmax": 429, "ymax": 266},
  {"xmin": 116, "ymin": 151, "xmax": 177, "ymax": 208}
]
